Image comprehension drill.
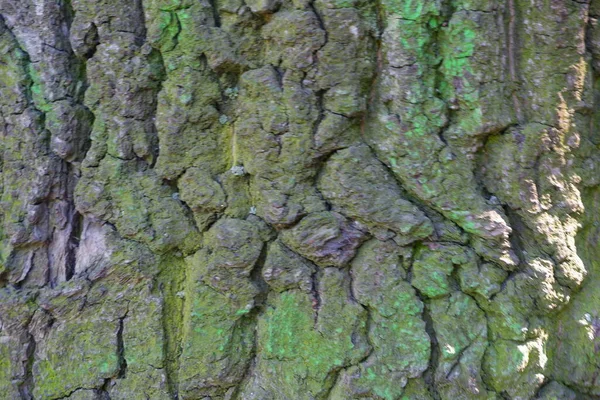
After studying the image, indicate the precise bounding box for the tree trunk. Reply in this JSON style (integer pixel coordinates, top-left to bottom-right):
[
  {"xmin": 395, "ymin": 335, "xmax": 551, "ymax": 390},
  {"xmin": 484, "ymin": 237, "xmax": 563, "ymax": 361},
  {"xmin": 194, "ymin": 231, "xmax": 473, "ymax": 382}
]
[{"xmin": 1, "ymin": 0, "xmax": 599, "ymax": 399}]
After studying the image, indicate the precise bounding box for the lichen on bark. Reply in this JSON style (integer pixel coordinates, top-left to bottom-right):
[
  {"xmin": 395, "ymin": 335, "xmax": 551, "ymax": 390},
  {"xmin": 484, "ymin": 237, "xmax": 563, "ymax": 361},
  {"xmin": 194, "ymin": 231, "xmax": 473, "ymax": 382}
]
[{"xmin": 1, "ymin": 0, "xmax": 600, "ymax": 399}]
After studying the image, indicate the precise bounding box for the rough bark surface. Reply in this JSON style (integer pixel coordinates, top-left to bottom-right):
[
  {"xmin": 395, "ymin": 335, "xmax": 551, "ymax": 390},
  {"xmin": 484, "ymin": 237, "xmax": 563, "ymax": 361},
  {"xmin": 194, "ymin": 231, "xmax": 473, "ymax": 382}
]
[{"xmin": 1, "ymin": 0, "xmax": 600, "ymax": 399}]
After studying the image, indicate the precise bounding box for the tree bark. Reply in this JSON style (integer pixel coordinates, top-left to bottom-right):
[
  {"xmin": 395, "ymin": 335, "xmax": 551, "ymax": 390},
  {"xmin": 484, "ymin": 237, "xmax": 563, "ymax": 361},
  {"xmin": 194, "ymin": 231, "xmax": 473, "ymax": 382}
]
[{"xmin": 1, "ymin": 0, "xmax": 599, "ymax": 399}]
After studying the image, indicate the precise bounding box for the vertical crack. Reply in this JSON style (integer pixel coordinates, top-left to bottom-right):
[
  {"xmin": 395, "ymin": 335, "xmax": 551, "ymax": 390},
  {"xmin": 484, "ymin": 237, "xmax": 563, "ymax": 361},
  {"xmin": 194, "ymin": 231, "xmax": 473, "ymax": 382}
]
[
  {"xmin": 361, "ymin": 0, "xmax": 384, "ymax": 137},
  {"xmin": 135, "ymin": 0, "xmax": 148, "ymax": 41},
  {"xmin": 248, "ymin": 239, "xmax": 270, "ymax": 308},
  {"xmin": 415, "ymin": 290, "xmax": 441, "ymax": 400},
  {"xmin": 310, "ymin": 268, "xmax": 322, "ymax": 327},
  {"xmin": 18, "ymin": 331, "xmax": 36, "ymax": 400},
  {"xmin": 98, "ymin": 377, "xmax": 112, "ymax": 399},
  {"xmin": 65, "ymin": 210, "xmax": 83, "ymax": 281},
  {"xmin": 309, "ymin": 0, "xmax": 329, "ymax": 53},
  {"xmin": 311, "ymin": 89, "xmax": 326, "ymax": 147},
  {"xmin": 432, "ymin": 1, "xmax": 454, "ymax": 147},
  {"xmin": 208, "ymin": 0, "xmax": 222, "ymax": 28},
  {"xmin": 138, "ymin": 0, "xmax": 167, "ymax": 168},
  {"xmin": 507, "ymin": 0, "xmax": 524, "ymax": 123},
  {"xmin": 116, "ymin": 312, "xmax": 128, "ymax": 379}
]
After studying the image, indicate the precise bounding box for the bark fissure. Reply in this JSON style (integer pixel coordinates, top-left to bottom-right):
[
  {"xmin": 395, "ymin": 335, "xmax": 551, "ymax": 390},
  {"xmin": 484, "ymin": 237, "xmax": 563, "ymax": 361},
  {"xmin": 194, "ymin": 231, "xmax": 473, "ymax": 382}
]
[{"xmin": 0, "ymin": 0, "xmax": 598, "ymax": 398}]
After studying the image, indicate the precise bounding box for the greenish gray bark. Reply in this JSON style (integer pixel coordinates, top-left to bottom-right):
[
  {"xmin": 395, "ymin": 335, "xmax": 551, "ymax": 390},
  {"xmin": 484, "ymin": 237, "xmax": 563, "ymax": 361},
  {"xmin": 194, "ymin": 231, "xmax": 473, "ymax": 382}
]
[{"xmin": 0, "ymin": 0, "xmax": 599, "ymax": 399}]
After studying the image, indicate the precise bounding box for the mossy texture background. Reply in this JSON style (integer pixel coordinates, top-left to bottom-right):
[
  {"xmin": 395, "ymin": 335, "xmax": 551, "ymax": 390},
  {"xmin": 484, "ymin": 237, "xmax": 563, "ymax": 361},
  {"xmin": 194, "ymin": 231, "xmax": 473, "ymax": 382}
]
[{"xmin": 1, "ymin": 0, "xmax": 600, "ymax": 399}]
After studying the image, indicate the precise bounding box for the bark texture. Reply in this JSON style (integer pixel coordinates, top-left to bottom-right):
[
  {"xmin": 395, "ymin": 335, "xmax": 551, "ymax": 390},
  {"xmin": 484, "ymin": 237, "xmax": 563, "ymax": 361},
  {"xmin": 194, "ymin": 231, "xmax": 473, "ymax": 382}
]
[{"xmin": 0, "ymin": 0, "xmax": 600, "ymax": 399}]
